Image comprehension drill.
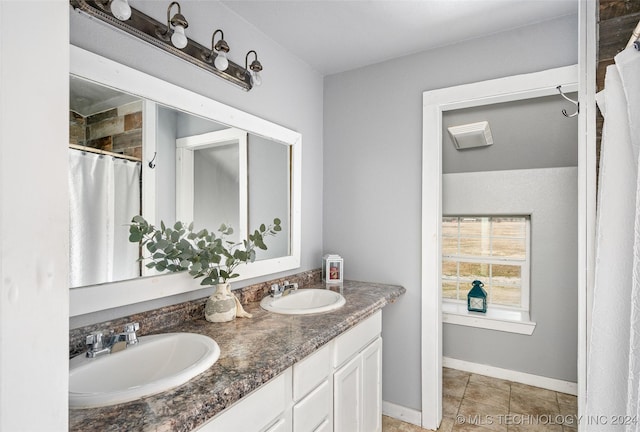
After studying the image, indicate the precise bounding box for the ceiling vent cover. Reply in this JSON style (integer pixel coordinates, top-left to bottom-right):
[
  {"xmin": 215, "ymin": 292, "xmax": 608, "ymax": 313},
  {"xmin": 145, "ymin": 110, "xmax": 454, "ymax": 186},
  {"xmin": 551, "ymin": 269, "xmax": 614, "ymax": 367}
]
[{"xmin": 447, "ymin": 121, "xmax": 493, "ymax": 150}]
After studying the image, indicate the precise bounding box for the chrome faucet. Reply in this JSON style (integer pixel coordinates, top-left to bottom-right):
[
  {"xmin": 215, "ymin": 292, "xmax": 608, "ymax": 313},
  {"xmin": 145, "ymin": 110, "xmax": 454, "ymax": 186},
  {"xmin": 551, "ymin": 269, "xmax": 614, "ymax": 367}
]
[
  {"xmin": 270, "ymin": 281, "xmax": 298, "ymax": 298},
  {"xmin": 85, "ymin": 322, "xmax": 140, "ymax": 358}
]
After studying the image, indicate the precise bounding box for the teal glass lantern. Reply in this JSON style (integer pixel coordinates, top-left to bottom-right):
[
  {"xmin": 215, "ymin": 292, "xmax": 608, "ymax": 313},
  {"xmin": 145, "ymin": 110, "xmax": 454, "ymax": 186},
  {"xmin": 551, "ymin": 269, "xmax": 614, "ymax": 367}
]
[{"xmin": 467, "ymin": 280, "xmax": 487, "ymax": 313}]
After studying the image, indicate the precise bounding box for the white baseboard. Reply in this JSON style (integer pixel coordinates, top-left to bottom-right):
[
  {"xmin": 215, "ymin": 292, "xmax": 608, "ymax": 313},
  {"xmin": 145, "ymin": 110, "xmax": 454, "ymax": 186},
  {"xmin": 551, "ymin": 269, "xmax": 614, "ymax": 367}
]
[
  {"xmin": 382, "ymin": 400, "xmax": 422, "ymax": 427},
  {"xmin": 443, "ymin": 357, "xmax": 577, "ymax": 395}
]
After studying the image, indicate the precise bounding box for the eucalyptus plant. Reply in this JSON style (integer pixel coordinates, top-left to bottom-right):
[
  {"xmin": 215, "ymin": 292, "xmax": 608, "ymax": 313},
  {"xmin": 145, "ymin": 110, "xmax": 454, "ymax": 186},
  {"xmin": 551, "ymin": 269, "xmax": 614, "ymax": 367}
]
[{"xmin": 128, "ymin": 215, "xmax": 281, "ymax": 285}]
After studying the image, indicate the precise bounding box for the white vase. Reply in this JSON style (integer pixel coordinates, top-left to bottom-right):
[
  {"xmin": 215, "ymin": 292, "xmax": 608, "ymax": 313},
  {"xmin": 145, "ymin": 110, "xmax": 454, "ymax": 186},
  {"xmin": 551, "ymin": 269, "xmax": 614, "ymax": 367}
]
[{"xmin": 205, "ymin": 283, "xmax": 237, "ymax": 322}]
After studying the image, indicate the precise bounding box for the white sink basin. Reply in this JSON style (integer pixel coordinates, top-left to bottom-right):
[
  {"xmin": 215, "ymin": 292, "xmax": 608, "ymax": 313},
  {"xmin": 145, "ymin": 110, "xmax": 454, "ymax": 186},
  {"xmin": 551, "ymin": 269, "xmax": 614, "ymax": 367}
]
[
  {"xmin": 260, "ymin": 288, "xmax": 346, "ymax": 315},
  {"xmin": 69, "ymin": 332, "xmax": 220, "ymax": 409}
]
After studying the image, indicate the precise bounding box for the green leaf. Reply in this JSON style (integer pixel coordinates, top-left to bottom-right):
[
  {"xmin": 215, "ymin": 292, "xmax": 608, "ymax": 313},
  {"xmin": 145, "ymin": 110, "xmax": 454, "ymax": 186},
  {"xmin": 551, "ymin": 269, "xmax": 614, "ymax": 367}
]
[{"xmin": 128, "ymin": 232, "xmax": 142, "ymax": 243}]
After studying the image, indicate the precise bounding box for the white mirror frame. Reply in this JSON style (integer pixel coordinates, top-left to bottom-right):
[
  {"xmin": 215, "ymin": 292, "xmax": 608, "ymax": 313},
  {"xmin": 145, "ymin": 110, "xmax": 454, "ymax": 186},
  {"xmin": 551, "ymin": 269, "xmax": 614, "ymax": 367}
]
[
  {"xmin": 420, "ymin": 65, "xmax": 579, "ymax": 429},
  {"xmin": 175, "ymin": 128, "xmax": 249, "ymax": 243},
  {"xmin": 69, "ymin": 46, "xmax": 301, "ymax": 317}
]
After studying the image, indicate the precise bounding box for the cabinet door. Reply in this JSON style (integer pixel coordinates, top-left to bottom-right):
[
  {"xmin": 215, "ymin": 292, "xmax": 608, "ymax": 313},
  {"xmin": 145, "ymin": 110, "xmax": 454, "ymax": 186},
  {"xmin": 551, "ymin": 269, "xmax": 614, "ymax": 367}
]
[
  {"xmin": 362, "ymin": 337, "xmax": 382, "ymax": 432},
  {"xmin": 333, "ymin": 355, "xmax": 362, "ymax": 432}
]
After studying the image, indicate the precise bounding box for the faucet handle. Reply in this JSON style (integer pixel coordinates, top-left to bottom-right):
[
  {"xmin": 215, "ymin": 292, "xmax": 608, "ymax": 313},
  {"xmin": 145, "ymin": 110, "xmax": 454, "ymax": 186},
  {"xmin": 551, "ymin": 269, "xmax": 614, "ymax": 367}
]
[
  {"xmin": 122, "ymin": 322, "xmax": 139, "ymax": 345},
  {"xmin": 123, "ymin": 322, "xmax": 139, "ymax": 333},
  {"xmin": 270, "ymin": 283, "xmax": 284, "ymax": 297},
  {"xmin": 86, "ymin": 332, "xmax": 104, "ymax": 349}
]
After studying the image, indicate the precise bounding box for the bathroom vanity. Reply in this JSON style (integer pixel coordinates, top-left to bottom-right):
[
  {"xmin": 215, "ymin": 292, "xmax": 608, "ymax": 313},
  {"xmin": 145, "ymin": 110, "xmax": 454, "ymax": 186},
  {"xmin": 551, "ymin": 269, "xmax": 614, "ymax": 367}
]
[{"xmin": 68, "ymin": 280, "xmax": 405, "ymax": 431}]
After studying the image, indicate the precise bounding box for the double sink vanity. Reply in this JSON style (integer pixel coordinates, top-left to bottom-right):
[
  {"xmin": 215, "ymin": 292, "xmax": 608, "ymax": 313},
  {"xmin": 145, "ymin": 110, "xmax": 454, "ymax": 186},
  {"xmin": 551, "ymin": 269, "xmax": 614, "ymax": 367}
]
[
  {"xmin": 68, "ymin": 278, "xmax": 405, "ymax": 431},
  {"xmin": 66, "ymin": 41, "xmax": 405, "ymax": 432}
]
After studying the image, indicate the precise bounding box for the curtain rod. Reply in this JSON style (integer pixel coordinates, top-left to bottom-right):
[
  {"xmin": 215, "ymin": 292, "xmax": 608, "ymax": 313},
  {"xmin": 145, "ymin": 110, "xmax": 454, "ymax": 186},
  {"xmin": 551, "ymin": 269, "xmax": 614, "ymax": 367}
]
[
  {"xmin": 626, "ymin": 19, "xmax": 640, "ymax": 49},
  {"xmin": 69, "ymin": 144, "xmax": 142, "ymax": 163}
]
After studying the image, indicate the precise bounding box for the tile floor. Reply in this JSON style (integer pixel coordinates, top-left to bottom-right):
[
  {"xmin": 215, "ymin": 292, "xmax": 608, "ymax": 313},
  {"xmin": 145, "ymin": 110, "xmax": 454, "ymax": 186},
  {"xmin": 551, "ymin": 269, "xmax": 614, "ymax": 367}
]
[{"xmin": 383, "ymin": 368, "xmax": 578, "ymax": 432}]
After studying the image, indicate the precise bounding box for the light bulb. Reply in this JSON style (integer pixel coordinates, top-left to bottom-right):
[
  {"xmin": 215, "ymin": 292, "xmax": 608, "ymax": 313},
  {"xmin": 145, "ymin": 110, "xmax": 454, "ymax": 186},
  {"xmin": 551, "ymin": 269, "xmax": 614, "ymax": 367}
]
[
  {"xmin": 251, "ymin": 71, "xmax": 262, "ymax": 87},
  {"xmin": 110, "ymin": 0, "xmax": 131, "ymax": 21},
  {"xmin": 171, "ymin": 25, "xmax": 188, "ymax": 49},
  {"xmin": 214, "ymin": 51, "xmax": 229, "ymax": 71}
]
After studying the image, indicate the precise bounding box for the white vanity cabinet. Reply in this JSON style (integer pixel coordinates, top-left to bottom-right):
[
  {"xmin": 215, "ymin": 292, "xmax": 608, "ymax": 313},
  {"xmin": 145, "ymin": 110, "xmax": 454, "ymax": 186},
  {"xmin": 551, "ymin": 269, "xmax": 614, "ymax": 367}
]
[
  {"xmin": 292, "ymin": 343, "xmax": 333, "ymax": 432},
  {"xmin": 333, "ymin": 311, "xmax": 382, "ymax": 432},
  {"xmin": 196, "ymin": 311, "xmax": 382, "ymax": 432},
  {"xmin": 196, "ymin": 369, "xmax": 293, "ymax": 432}
]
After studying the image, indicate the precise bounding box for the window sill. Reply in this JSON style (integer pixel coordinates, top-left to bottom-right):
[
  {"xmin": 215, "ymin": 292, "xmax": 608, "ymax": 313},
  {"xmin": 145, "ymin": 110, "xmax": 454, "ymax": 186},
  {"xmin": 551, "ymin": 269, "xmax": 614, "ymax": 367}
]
[{"xmin": 442, "ymin": 302, "xmax": 536, "ymax": 335}]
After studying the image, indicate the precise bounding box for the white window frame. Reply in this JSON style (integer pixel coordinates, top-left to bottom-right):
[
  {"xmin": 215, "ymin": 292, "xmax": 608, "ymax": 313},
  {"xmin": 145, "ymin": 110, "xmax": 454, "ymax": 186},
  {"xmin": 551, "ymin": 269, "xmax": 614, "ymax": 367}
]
[{"xmin": 442, "ymin": 216, "xmax": 531, "ymax": 312}]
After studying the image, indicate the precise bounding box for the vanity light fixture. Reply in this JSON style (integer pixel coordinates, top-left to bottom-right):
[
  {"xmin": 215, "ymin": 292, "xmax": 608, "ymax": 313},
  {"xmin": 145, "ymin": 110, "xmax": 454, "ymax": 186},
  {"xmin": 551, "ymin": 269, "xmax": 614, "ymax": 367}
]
[
  {"xmin": 245, "ymin": 50, "xmax": 263, "ymax": 87},
  {"xmin": 202, "ymin": 30, "xmax": 230, "ymax": 72},
  {"xmin": 70, "ymin": 0, "xmax": 261, "ymax": 91},
  {"xmin": 109, "ymin": 0, "xmax": 131, "ymax": 21},
  {"xmin": 156, "ymin": 1, "xmax": 189, "ymax": 49}
]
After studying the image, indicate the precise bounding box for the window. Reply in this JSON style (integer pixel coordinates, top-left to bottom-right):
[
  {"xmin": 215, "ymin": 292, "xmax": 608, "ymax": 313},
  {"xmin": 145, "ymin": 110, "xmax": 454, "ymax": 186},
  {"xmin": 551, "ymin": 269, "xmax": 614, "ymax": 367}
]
[{"xmin": 442, "ymin": 216, "xmax": 530, "ymax": 311}]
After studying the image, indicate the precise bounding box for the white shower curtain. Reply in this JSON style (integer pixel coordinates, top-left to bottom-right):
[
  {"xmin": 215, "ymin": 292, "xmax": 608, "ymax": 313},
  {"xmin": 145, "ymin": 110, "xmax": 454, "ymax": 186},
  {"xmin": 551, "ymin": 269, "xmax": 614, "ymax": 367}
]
[
  {"xmin": 68, "ymin": 149, "xmax": 141, "ymax": 287},
  {"xmin": 587, "ymin": 47, "xmax": 640, "ymax": 431}
]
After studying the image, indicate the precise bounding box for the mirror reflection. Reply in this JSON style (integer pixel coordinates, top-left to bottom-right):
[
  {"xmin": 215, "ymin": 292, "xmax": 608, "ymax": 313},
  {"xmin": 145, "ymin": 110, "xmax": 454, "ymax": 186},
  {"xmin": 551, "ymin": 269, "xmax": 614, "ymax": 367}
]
[{"xmin": 69, "ymin": 76, "xmax": 291, "ymax": 288}]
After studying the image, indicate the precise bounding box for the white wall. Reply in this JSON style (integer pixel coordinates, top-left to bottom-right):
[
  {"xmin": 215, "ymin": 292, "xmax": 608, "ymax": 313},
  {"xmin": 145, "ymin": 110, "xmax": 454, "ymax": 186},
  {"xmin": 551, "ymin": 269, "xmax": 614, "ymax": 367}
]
[
  {"xmin": 69, "ymin": 0, "xmax": 324, "ymax": 325},
  {"xmin": 0, "ymin": 1, "xmax": 69, "ymax": 429},
  {"xmin": 323, "ymin": 14, "xmax": 578, "ymax": 411}
]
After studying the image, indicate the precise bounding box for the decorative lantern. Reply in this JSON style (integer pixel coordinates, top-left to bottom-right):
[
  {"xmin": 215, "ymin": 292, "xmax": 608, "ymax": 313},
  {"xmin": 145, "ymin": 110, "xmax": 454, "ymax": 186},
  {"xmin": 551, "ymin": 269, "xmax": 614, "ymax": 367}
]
[
  {"xmin": 467, "ymin": 280, "xmax": 487, "ymax": 313},
  {"xmin": 322, "ymin": 254, "xmax": 343, "ymax": 284}
]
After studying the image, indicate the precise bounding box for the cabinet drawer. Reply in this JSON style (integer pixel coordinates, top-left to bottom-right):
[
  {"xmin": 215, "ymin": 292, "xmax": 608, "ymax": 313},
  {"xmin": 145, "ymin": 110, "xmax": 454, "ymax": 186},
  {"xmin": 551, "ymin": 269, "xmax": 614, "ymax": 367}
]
[
  {"xmin": 293, "ymin": 380, "xmax": 331, "ymax": 432},
  {"xmin": 333, "ymin": 311, "xmax": 381, "ymax": 368},
  {"xmin": 264, "ymin": 417, "xmax": 289, "ymax": 432},
  {"xmin": 293, "ymin": 343, "xmax": 331, "ymax": 401},
  {"xmin": 197, "ymin": 369, "xmax": 291, "ymax": 431},
  {"xmin": 314, "ymin": 419, "xmax": 331, "ymax": 432}
]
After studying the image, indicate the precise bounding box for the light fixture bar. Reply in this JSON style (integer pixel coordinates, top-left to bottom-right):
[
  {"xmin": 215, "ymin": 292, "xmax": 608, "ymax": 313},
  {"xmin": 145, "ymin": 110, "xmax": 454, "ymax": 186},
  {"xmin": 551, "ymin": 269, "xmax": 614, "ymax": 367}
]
[{"xmin": 70, "ymin": 0, "xmax": 253, "ymax": 91}]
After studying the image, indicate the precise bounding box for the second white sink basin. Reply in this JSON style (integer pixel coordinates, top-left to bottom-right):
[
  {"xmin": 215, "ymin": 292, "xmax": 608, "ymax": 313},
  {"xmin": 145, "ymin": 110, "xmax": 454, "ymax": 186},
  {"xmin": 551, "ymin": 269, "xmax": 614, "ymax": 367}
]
[
  {"xmin": 69, "ymin": 332, "xmax": 220, "ymax": 409},
  {"xmin": 260, "ymin": 288, "xmax": 346, "ymax": 315}
]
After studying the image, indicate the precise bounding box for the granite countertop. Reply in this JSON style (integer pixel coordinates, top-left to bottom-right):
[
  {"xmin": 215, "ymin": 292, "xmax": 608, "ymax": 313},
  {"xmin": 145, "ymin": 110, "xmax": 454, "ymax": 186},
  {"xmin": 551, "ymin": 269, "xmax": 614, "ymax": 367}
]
[{"xmin": 69, "ymin": 280, "xmax": 405, "ymax": 432}]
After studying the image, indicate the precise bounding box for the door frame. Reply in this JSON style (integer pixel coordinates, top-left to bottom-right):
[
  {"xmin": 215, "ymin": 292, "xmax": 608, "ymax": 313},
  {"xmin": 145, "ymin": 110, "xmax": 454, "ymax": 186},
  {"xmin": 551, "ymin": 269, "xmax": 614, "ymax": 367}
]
[{"xmin": 420, "ymin": 64, "xmax": 583, "ymax": 429}]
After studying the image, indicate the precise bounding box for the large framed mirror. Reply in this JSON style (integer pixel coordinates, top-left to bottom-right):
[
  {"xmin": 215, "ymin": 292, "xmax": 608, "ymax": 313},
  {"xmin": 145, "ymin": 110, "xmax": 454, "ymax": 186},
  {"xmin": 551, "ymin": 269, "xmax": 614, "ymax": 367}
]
[{"xmin": 69, "ymin": 46, "xmax": 301, "ymax": 316}]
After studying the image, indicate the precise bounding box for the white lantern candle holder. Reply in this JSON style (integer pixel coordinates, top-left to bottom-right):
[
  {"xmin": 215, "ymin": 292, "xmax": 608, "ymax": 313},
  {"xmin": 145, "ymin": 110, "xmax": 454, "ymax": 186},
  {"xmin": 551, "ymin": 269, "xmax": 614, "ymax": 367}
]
[{"xmin": 322, "ymin": 254, "xmax": 344, "ymax": 284}]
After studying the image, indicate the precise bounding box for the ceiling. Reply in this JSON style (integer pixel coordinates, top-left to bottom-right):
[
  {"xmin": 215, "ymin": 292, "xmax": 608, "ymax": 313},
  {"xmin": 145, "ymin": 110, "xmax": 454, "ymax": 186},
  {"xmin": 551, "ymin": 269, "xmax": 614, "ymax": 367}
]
[{"xmin": 220, "ymin": 0, "xmax": 578, "ymax": 75}]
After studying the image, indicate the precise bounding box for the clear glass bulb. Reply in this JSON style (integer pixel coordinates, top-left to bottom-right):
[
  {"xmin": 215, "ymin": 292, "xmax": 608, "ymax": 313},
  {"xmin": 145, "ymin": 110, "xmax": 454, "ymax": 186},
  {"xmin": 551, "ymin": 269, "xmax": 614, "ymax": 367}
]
[
  {"xmin": 171, "ymin": 25, "xmax": 188, "ymax": 49},
  {"xmin": 214, "ymin": 51, "xmax": 229, "ymax": 71},
  {"xmin": 110, "ymin": 0, "xmax": 131, "ymax": 21},
  {"xmin": 251, "ymin": 70, "xmax": 262, "ymax": 87}
]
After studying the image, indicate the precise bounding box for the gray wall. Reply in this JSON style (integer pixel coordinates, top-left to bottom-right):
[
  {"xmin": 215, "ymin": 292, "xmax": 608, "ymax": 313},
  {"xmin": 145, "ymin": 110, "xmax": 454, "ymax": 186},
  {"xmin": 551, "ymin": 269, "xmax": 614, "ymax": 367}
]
[
  {"xmin": 443, "ymin": 93, "xmax": 579, "ymax": 173},
  {"xmin": 70, "ymin": 1, "xmax": 323, "ymax": 323},
  {"xmin": 443, "ymin": 168, "xmax": 578, "ymax": 382},
  {"xmin": 323, "ymin": 14, "xmax": 578, "ymax": 411}
]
